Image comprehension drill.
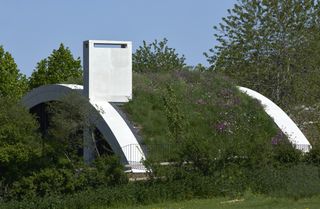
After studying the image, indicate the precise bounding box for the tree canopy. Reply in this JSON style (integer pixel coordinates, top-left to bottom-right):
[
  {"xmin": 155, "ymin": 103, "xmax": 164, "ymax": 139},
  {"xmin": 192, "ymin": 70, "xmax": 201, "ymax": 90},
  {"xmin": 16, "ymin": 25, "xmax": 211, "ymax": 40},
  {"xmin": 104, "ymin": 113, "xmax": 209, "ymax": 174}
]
[
  {"xmin": 0, "ymin": 46, "xmax": 28, "ymax": 99},
  {"xmin": 133, "ymin": 38, "xmax": 186, "ymax": 72},
  {"xmin": 205, "ymin": 0, "xmax": 320, "ymax": 107},
  {"xmin": 29, "ymin": 44, "xmax": 82, "ymax": 89},
  {"xmin": 0, "ymin": 97, "xmax": 42, "ymax": 187}
]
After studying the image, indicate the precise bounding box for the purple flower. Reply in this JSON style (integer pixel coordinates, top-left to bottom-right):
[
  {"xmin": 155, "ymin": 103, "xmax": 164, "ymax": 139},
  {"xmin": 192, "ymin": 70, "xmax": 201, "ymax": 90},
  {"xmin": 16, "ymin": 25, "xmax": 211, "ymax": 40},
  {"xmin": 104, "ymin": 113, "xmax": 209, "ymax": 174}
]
[
  {"xmin": 215, "ymin": 122, "xmax": 228, "ymax": 132},
  {"xmin": 271, "ymin": 131, "xmax": 285, "ymax": 145},
  {"xmin": 271, "ymin": 138, "xmax": 279, "ymax": 145}
]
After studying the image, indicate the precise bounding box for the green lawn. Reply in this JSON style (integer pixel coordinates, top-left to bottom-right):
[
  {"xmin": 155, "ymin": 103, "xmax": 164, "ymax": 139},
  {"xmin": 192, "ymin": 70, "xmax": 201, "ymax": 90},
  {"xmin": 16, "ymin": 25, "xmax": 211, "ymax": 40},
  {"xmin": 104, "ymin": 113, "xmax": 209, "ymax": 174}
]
[{"xmin": 102, "ymin": 195, "xmax": 320, "ymax": 209}]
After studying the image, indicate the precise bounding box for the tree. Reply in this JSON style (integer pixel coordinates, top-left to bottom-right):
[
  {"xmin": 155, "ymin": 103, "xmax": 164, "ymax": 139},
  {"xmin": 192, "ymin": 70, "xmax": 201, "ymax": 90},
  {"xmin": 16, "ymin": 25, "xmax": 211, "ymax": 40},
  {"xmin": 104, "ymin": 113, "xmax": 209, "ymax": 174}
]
[
  {"xmin": 47, "ymin": 92, "xmax": 111, "ymax": 163},
  {"xmin": 133, "ymin": 38, "xmax": 186, "ymax": 72},
  {"xmin": 0, "ymin": 46, "xmax": 28, "ymax": 99},
  {"xmin": 29, "ymin": 43, "xmax": 82, "ymax": 89},
  {"xmin": 0, "ymin": 97, "xmax": 42, "ymax": 192},
  {"xmin": 205, "ymin": 0, "xmax": 320, "ymax": 107}
]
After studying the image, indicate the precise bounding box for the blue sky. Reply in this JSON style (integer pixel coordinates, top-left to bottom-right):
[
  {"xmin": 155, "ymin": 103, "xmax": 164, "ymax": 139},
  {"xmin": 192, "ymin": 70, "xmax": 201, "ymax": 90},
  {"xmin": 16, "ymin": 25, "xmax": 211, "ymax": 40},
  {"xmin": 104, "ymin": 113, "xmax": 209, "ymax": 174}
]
[{"xmin": 0, "ymin": 0, "xmax": 236, "ymax": 76}]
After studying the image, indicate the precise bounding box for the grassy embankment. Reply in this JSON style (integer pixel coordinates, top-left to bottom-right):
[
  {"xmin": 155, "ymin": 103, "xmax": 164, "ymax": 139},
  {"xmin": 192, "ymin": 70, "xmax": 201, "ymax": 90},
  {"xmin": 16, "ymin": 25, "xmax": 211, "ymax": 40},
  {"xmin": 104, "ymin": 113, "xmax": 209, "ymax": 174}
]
[{"xmin": 123, "ymin": 70, "xmax": 279, "ymax": 159}]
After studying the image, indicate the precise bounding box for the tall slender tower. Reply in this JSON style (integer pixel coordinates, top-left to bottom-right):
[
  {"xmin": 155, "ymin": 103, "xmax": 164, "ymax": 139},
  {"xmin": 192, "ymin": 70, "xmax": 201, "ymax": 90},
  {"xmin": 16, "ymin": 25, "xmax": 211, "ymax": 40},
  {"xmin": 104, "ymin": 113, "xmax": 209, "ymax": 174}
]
[{"xmin": 82, "ymin": 40, "xmax": 133, "ymax": 163}]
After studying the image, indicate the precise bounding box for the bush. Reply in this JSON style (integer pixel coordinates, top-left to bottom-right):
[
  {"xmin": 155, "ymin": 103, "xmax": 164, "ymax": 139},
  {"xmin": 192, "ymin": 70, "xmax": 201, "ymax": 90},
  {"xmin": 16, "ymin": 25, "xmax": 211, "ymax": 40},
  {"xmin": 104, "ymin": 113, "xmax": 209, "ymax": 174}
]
[
  {"xmin": 271, "ymin": 140, "xmax": 302, "ymax": 165},
  {"xmin": 4, "ymin": 155, "xmax": 127, "ymax": 200},
  {"xmin": 304, "ymin": 143, "xmax": 320, "ymax": 165},
  {"xmin": 250, "ymin": 164, "xmax": 320, "ymax": 199},
  {"xmin": 0, "ymin": 176, "xmax": 221, "ymax": 209}
]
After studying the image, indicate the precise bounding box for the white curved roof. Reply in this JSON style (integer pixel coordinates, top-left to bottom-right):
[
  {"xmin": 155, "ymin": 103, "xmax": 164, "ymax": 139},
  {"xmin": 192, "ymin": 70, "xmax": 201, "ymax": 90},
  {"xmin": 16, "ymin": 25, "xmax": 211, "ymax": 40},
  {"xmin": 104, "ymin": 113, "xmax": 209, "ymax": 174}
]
[
  {"xmin": 22, "ymin": 84, "xmax": 145, "ymax": 167},
  {"xmin": 22, "ymin": 84, "xmax": 83, "ymax": 108},
  {"xmin": 238, "ymin": 86, "xmax": 311, "ymax": 152}
]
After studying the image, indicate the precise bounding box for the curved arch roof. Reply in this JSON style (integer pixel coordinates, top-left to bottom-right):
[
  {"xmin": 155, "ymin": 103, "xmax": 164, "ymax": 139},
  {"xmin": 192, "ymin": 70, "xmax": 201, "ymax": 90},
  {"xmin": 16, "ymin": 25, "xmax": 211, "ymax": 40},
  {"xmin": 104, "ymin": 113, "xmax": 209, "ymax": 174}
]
[
  {"xmin": 239, "ymin": 86, "xmax": 311, "ymax": 152},
  {"xmin": 22, "ymin": 84, "xmax": 146, "ymax": 168}
]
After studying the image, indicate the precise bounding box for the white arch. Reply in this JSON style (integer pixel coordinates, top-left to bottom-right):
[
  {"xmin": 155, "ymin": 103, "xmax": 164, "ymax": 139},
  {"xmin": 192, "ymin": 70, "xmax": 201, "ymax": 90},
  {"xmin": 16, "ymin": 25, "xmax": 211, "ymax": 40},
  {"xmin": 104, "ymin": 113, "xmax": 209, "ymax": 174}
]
[
  {"xmin": 22, "ymin": 84, "xmax": 310, "ymax": 171},
  {"xmin": 21, "ymin": 84, "xmax": 146, "ymax": 168},
  {"xmin": 238, "ymin": 86, "xmax": 311, "ymax": 152}
]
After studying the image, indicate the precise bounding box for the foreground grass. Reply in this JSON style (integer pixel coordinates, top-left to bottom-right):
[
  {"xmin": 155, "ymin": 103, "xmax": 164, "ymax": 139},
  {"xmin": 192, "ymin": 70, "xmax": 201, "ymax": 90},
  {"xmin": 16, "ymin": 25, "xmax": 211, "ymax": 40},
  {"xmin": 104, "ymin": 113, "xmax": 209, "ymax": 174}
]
[{"xmin": 103, "ymin": 195, "xmax": 320, "ymax": 209}]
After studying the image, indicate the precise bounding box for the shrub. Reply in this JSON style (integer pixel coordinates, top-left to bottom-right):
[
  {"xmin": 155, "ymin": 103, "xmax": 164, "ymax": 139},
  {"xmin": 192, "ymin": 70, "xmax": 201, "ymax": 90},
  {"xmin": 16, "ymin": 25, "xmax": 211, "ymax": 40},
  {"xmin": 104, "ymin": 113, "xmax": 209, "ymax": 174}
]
[
  {"xmin": 271, "ymin": 140, "xmax": 302, "ymax": 165},
  {"xmin": 304, "ymin": 142, "xmax": 320, "ymax": 165},
  {"xmin": 250, "ymin": 164, "xmax": 320, "ymax": 199},
  {"xmin": 5, "ymin": 155, "xmax": 127, "ymax": 200}
]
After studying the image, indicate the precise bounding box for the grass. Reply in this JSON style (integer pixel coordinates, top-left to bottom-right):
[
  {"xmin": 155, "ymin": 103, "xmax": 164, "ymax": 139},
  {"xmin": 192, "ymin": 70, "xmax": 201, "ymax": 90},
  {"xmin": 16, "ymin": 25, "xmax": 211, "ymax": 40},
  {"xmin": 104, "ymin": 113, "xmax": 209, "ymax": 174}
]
[
  {"xmin": 104, "ymin": 194, "xmax": 320, "ymax": 209},
  {"xmin": 123, "ymin": 71, "xmax": 280, "ymax": 161}
]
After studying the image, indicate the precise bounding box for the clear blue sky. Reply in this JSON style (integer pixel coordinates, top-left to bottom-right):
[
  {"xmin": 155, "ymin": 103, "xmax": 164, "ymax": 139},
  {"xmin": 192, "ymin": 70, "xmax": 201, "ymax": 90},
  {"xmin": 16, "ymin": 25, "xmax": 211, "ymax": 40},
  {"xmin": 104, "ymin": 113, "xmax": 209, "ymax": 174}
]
[{"xmin": 0, "ymin": 0, "xmax": 236, "ymax": 76}]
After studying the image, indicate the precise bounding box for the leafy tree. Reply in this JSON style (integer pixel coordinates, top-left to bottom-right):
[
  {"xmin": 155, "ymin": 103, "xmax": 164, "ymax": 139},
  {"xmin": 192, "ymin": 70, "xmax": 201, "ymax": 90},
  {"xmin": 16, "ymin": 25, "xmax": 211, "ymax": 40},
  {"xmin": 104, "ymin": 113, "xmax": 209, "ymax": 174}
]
[
  {"xmin": 47, "ymin": 92, "xmax": 111, "ymax": 163},
  {"xmin": 133, "ymin": 38, "xmax": 186, "ymax": 72},
  {"xmin": 0, "ymin": 46, "xmax": 28, "ymax": 99},
  {"xmin": 29, "ymin": 43, "xmax": 82, "ymax": 89},
  {"xmin": 205, "ymin": 0, "xmax": 320, "ymax": 107},
  {"xmin": 0, "ymin": 97, "xmax": 42, "ymax": 193},
  {"xmin": 193, "ymin": 63, "xmax": 207, "ymax": 72}
]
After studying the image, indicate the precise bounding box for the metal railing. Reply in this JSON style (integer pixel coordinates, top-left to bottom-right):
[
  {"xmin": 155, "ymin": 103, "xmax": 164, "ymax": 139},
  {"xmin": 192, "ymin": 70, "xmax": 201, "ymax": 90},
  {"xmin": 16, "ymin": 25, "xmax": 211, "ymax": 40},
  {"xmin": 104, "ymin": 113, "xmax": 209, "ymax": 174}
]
[
  {"xmin": 295, "ymin": 144, "xmax": 312, "ymax": 152},
  {"xmin": 122, "ymin": 143, "xmax": 313, "ymax": 172},
  {"xmin": 122, "ymin": 143, "xmax": 174, "ymax": 171}
]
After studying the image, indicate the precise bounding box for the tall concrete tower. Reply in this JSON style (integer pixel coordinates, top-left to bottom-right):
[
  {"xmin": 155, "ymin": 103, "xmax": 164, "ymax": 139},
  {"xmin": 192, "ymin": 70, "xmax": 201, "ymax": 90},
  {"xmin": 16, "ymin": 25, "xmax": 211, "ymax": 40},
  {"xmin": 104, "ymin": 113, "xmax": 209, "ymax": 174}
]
[{"xmin": 83, "ymin": 40, "xmax": 132, "ymax": 103}]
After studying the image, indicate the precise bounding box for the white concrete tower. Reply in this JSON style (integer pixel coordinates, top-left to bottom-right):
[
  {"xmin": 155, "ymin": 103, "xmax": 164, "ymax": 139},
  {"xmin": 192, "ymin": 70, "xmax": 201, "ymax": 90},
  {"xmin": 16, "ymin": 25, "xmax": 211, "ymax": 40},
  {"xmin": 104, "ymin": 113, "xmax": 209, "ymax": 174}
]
[{"xmin": 83, "ymin": 40, "xmax": 132, "ymax": 103}]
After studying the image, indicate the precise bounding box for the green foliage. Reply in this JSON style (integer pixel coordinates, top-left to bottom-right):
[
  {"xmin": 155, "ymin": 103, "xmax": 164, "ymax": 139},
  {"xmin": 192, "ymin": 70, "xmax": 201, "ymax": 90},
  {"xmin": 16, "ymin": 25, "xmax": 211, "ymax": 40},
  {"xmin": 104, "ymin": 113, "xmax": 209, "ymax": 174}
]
[
  {"xmin": 205, "ymin": 0, "xmax": 320, "ymax": 108},
  {"xmin": 271, "ymin": 141, "xmax": 302, "ymax": 165},
  {"xmin": 304, "ymin": 142, "xmax": 320, "ymax": 165},
  {"xmin": 251, "ymin": 164, "xmax": 320, "ymax": 199},
  {"xmin": 0, "ymin": 98, "xmax": 41, "ymax": 146},
  {"xmin": 0, "ymin": 46, "xmax": 28, "ymax": 99},
  {"xmin": 91, "ymin": 156, "xmax": 128, "ymax": 186},
  {"xmin": 29, "ymin": 43, "xmax": 82, "ymax": 89},
  {"xmin": 47, "ymin": 92, "xmax": 90, "ymax": 162},
  {"xmin": 193, "ymin": 63, "xmax": 207, "ymax": 72},
  {"xmin": 133, "ymin": 38, "xmax": 186, "ymax": 72},
  {"xmin": 0, "ymin": 93, "xmax": 127, "ymax": 201},
  {"xmin": 123, "ymin": 70, "xmax": 320, "ymax": 200},
  {"xmin": 163, "ymin": 84, "xmax": 188, "ymax": 143},
  {"xmin": 47, "ymin": 91, "xmax": 113, "ymax": 162},
  {"xmin": 1, "ymin": 170, "xmax": 320, "ymax": 209},
  {"xmin": 288, "ymin": 103, "xmax": 320, "ymax": 144},
  {"xmin": 7, "ymin": 155, "xmax": 127, "ymax": 200},
  {"xmin": 1, "ymin": 69, "xmax": 320, "ymax": 205},
  {"xmin": 124, "ymin": 71, "xmax": 278, "ymax": 171},
  {"xmin": 0, "ymin": 178, "xmax": 211, "ymax": 209},
  {"xmin": 0, "ymin": 97, "xmax": 42, "ymax": 195}
]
